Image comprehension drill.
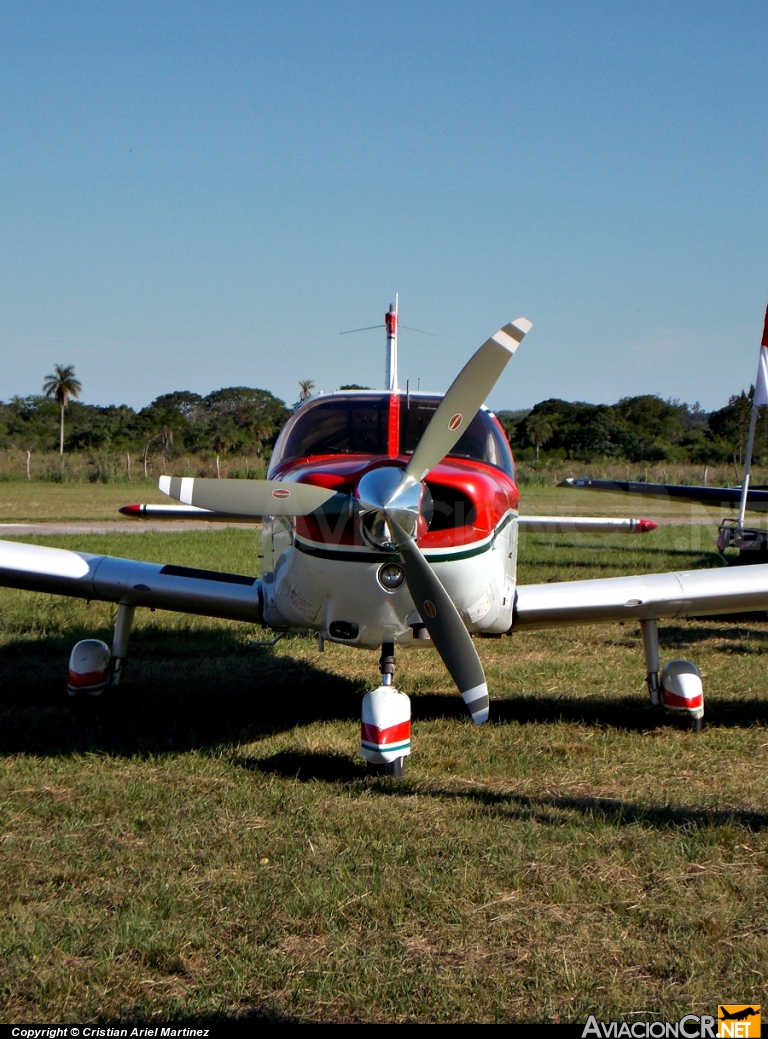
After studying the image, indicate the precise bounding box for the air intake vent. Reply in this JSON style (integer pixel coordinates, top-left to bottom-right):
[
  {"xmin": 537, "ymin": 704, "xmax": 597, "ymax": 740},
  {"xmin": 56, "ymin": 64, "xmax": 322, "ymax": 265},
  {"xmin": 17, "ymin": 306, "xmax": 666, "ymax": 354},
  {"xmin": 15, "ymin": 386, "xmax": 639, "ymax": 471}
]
[{"xmin": 329, "ymin": 620, "xmax": 359, "ymax": 640}]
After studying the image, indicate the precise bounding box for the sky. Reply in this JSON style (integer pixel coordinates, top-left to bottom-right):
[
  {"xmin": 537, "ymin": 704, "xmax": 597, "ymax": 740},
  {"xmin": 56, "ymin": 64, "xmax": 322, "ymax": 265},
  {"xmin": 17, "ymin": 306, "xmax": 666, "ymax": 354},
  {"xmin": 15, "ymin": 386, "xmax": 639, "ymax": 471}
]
[{"xmin": 1, "ymin": 0, "xmax": 768, "ymax": 414}]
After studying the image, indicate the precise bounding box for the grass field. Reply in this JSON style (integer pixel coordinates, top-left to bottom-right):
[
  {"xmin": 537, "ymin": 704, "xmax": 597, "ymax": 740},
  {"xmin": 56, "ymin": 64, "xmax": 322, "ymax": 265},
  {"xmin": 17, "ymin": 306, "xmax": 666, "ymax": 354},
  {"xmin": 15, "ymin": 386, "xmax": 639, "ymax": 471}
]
[
  {"xmin": 0, "ymin": 478, "xmax": 763, "ymax": 525},
  {"xmin": 0, "ymin": 490, "xmax": 767, "ymax": 1022}
]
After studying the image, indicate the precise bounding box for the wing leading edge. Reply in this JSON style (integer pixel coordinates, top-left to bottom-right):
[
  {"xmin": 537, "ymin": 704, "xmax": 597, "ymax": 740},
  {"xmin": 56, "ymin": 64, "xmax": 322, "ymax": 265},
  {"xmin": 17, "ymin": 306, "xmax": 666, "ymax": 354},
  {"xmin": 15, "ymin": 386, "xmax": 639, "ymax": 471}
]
[
  {"xmin": 0, "ymin": 539, "xmax": 262, "ymax": 623},
  {"xmin": 512, "ymin": 563, "xmax": 768, "ymax": 631},
  {"xmin": 562, "ymin": 476, "xmax": 768, "ymax": 512}
]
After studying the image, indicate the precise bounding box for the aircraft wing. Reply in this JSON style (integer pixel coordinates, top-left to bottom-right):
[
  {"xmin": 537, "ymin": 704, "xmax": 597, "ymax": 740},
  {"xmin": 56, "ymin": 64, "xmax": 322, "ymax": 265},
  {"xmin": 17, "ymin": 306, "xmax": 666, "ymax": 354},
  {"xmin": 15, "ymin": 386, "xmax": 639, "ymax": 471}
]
[
  {"xmin": 561, "ymin": 477, "xmax": 768, "ymax": 512},
  {"xmin": 512, "ymin": 563, "xmax": 768, "ymax": 631},
  {"xmin": 119, "ymin": 503, "xmax": 257, "ymax": 522},
  {"xmin": 121, "ymin": 504, "xmax": 658, "ymax": 535},
  {"xmin": 517, "ymin": 516, "xmax": 657, "ymax": 534},
  {"xmin": 0, "ymin": 539, "xmax": 262, "ymax": 623}
]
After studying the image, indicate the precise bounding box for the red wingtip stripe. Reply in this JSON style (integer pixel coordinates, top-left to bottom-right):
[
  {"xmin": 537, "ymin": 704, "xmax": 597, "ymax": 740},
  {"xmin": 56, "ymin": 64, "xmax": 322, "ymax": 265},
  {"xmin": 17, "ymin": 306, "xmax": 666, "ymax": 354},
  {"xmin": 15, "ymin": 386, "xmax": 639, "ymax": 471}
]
[
  {"xmin": 662, "ymin": 689, "xmax": 703, "ymax": 710},
  {"xmin": 762, "ymin": 303, "xmax": 768, "ymax": 348},
  {"xmin": 119, "ymin": 504, "xmax": 143, "ymax": 516},
  {"xmin": 636, "ymin": 519, "xmax": 658, "ymax": 532},
  {"xmin": 361, "ymin": 720, "xmax": 411, "ymax": 746},
  {"xmin": 67, "ymin": 668, "xmax": 109, "ymax": 687}
]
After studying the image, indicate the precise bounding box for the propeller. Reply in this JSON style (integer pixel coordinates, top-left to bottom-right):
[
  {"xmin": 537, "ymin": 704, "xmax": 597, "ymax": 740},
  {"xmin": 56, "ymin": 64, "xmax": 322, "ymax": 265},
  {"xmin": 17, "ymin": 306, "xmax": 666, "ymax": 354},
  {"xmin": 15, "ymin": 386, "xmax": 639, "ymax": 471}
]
[
  {"xmin": 159, "ymin": 317, "xmax": 532, "ymax": 721},
  {"xmin": 355, "ymin": 317, "xmax": 531, "ymax": 723},
  {"xmin": 404, "ymin": 318, "xmax": 531, "ymax": 483},
  {"xmin": 391, "ymin": 517, "xmax": 489, "ymax": 723},
  {"xmin": 158, "ymin": 476, "xmax": 340, "ymax": 517}
]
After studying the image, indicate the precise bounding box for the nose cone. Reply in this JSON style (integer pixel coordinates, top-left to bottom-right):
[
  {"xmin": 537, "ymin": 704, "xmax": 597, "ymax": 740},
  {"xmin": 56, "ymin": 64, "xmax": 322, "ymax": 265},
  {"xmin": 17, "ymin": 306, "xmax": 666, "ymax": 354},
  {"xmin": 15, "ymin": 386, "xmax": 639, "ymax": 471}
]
[{"xmin": 356, "ymin": 466, "xmax": 423, "ymax": 550}]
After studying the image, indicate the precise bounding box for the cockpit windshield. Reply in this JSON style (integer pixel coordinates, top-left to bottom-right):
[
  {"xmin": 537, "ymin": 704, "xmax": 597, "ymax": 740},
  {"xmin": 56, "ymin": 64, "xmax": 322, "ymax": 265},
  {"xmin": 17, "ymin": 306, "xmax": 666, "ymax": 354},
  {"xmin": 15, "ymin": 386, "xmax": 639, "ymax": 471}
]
[{"xmin": 270, "ymin": 393, "xmax": 515, "ymax": 478}]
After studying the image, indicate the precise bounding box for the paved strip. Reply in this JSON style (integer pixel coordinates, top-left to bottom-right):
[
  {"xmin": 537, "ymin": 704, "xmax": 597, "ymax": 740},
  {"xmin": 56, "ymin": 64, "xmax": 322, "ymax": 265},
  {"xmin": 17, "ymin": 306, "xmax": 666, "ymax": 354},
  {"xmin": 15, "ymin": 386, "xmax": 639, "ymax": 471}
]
[
  {"xmin": 0, "ymin": 517, "xmax": 763, "ymax": 536},
  {"xmin": 0, "ymin": 522, "xmax": 259, "ymax": 535}
]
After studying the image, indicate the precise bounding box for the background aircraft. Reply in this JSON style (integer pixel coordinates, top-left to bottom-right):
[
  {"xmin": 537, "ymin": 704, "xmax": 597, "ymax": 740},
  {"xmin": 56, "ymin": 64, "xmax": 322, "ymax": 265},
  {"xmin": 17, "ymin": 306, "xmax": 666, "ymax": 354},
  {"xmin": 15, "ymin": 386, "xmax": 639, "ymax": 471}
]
[
  {"xmin": 563, "ymin": 475, "xmax": 768, "ymax": 511},
  {"xmin": 563, "ymin": 476, "xmax": 768, "ymax": 559},
  {"xmin": 2, "ymin": 307, "xmax": 768, "ymax": 775}
]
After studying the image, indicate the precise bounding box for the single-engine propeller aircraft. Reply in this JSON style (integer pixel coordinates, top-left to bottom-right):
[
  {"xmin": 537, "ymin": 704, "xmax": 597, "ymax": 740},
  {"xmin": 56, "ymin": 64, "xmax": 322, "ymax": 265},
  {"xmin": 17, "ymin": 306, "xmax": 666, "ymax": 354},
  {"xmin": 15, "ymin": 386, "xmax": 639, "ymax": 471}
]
[{"xmin": 3, "ymin": 303, "xmax": 768, "ymax": 774}]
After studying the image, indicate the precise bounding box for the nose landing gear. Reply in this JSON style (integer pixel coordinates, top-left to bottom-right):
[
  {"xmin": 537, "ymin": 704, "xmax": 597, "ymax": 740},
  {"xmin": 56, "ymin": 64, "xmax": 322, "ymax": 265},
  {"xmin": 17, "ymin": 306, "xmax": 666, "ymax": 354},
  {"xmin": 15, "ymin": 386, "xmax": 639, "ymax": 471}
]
[{"xmin": 360, "ymin": 642, "xmax": 411, "ymax": 777}]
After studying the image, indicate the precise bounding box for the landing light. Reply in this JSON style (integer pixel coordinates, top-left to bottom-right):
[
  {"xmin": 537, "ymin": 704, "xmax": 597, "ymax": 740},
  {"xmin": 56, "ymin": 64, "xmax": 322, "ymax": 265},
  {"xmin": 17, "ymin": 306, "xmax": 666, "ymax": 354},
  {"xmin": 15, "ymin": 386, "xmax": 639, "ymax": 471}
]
[{"xmin": 377, "ymin": 562, "xmax": 405, "ymax": 592}]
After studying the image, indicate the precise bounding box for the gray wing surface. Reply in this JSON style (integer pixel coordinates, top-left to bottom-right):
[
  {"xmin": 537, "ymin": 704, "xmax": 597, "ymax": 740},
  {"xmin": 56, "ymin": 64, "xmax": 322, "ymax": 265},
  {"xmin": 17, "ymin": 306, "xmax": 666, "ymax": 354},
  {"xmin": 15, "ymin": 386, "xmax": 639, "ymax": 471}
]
[
  {"xmin": 512, "ymin": 564, "xmax": 768, "ymax": 631},
  {"xmin": 3, "ymin": 540, "xmax": 768, "ymax": 638},
  {"xmin": 0, "ymin": 539, "xmax": 262, "ymax": 623},
  {"xmin": 561, "ymin": 477, "xmax": 768, "ymax": 512}
]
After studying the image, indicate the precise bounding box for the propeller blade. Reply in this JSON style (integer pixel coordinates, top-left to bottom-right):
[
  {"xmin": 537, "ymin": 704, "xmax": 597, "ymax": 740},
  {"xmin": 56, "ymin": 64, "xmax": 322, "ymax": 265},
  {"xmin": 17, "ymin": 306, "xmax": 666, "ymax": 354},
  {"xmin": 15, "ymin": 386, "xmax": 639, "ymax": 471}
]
[
  {"xmin": 404, "ymin": 317, "xmax": 532, "ymax": 483},
  {"xmin": 159, "ymin": 476, "xmax": 340, "ymax": 517},
  {"xmin": 392, "ymin": 520, "xmax": 489, "ymax": 724}
]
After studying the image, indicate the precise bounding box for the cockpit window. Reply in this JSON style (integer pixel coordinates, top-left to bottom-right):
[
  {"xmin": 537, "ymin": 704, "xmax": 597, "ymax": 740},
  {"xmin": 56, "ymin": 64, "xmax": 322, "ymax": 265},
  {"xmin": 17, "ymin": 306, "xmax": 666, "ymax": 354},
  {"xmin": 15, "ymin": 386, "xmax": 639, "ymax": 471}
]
[
  {"xmin": 270, "ymin": 393, "xmax": 515, "ymax": 478},
  {"xmin": 400, "ymin": 397, "xmax": 515, "ymax": 477},
  {"xmin": 273, "ymin": 395, "xmax": 390, "ymax": 466}
]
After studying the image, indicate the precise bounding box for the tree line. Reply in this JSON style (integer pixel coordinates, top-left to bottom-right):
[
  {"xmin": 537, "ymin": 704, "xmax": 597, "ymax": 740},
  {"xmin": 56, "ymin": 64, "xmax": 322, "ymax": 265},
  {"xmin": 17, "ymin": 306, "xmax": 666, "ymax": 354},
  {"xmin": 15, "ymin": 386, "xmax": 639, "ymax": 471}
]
[
  {"xmin": 498, "ymin": 390, "xmax": 768, "ymax": 466},
  {"xmin": 0, "ymin": 385, "xmax": 290, "ymax": 463},
  {"xmin": 2, "ymin": 372, "xmax": 766, "ymax": 468}
]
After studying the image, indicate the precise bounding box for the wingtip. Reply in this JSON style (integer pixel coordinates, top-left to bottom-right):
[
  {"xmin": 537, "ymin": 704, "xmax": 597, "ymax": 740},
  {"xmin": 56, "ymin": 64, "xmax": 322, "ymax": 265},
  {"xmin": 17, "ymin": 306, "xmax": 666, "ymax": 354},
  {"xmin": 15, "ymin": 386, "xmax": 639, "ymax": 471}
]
[
  {"xmin": 118, "ymin": 504, "xmax": 142, "ymax": 516},
  {"xmin": 636, "ymin": 518, "xmax": 659, "ymax": 533}
]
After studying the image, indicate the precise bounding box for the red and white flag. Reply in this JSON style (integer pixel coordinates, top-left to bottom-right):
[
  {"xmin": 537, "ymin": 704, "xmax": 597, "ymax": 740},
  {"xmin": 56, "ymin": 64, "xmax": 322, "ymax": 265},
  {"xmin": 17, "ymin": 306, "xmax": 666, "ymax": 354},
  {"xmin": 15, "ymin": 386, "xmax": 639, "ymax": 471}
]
[{"xmin": 754, "ymin": 303, "xmax": 768, "ymax": 407}]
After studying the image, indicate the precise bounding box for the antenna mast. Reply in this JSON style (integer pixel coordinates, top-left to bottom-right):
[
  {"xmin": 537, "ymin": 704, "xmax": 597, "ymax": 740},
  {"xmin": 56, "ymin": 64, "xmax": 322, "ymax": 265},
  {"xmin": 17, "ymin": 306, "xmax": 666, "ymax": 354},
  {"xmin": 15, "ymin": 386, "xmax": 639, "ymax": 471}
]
[{"xmin": 385, "ymin": 293, "xmax": 399, "ymax": 391}]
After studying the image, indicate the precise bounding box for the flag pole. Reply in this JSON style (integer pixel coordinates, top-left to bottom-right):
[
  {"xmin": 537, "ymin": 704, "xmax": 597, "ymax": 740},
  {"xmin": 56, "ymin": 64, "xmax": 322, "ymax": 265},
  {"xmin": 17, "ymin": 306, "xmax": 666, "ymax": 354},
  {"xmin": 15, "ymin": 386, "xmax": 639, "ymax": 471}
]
[
  {"xmin": 738, "ymin": 302, "xmax": 768, "ymax": 528},
  {"xmin": 738, "ymin": 406, "xmax": 758, "ymax": 527}
]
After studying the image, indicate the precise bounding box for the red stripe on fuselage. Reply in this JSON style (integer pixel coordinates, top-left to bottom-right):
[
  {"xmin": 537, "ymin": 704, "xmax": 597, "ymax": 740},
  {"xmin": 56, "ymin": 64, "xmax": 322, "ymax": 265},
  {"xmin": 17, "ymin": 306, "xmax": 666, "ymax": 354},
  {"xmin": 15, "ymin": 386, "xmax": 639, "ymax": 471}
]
[{"xmin": 387, "ymin": 392, "xmax": 400, "ymax": 457}]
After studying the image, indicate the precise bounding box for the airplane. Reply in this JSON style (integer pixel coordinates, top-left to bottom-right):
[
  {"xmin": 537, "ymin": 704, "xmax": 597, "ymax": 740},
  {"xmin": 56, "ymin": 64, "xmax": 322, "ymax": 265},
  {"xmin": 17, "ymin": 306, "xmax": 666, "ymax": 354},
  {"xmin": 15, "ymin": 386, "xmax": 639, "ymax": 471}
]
[
  {"xmin": 562, "ymin": 475, "xmax": 768, "ymax": 512},
  {"xmin": 4, "ymin": 303, "xmax": 768, "ymax": 776},
  {"xmin": 718, "ymin": 1009, "xmax": 760, "ymax": 1022},
  {"xmin": 562, "ymin": 298, "xmax": 768, "ymax": 561},
  {"xmin": 562, "ymin": 476, "xmax": 768, "ymax": 557}
]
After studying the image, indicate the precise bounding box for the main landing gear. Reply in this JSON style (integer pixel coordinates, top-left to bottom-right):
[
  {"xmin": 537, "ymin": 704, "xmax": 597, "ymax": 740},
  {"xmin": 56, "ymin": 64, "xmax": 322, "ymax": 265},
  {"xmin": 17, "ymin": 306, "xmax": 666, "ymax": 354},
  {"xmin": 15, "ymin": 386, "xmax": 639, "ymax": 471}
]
[
  {"xmin": 66, "ymin": 603, "xmax": 136, "ymax": 696},
  {"xmin": 640, "ymin": 618, "xmax": 704, "ymax": 732},
  {"xmin": 360, "ymin": 642, "xmax": 411, "ymax": 777}
]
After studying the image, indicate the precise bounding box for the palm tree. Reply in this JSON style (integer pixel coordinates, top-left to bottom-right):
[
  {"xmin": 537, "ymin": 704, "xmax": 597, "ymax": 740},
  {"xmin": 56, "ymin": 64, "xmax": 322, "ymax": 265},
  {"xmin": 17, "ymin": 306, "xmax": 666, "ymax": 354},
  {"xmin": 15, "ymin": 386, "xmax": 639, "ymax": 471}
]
[
  {"xmin": 298, "ymin": 379, "xmax": 315, "ymax": 402},
  {"xmin": 43, "ymin": 364, "xmax": 82, "ymax": 455},
  {"xmin": 525, "ymin": 412, "xmax": 554, "ymax": 461}
]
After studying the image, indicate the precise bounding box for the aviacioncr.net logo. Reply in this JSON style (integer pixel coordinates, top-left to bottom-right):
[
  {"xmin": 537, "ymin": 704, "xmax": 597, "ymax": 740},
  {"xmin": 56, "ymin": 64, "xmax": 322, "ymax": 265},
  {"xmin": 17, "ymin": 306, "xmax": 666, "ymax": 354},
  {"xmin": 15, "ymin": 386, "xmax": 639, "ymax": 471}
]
[
  {"xmin": 582, "ymin": 1016, "xmax": 716, "ymax": 1037},
  {"xmin": 718, "ymin": 1006, "xmax": 761, "ymax": 1039}
]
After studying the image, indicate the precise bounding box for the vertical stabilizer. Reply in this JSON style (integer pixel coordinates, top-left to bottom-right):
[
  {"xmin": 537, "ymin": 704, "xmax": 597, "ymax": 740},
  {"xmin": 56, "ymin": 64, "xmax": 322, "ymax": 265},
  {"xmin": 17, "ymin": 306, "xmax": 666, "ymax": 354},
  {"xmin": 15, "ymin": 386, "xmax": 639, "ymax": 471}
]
[{"xmin": 385, "ymin": 294, "xmax": 399, "ymax": 391}]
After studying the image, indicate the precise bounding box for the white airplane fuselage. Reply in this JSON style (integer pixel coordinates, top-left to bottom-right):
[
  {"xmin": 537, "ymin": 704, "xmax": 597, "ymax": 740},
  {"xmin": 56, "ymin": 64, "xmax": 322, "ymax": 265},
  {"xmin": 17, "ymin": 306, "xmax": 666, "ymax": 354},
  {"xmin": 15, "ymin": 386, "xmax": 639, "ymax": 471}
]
[{"xmin": 259, "ymin": 390, "xmax": 520, "ymax": 650}]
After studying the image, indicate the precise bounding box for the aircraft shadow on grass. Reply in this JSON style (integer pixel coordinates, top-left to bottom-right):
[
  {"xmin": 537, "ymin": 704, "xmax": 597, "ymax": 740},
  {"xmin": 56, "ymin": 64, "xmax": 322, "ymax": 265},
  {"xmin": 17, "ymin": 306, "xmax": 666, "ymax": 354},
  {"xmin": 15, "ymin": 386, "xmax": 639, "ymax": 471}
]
[
  {"xmin": 240, "ymin": 747, "xmax": 768, "ymax": 831},
  {"xmin": 1, "ymin": 621, "xmax": 767, "ymax": 759},
  {"xmin": 0, "ymin": 628, "xmax": 363, "ymax": 758},
  {"xmin": 409, "ymin": 785, "xmax": 768, "ymax": 833}
]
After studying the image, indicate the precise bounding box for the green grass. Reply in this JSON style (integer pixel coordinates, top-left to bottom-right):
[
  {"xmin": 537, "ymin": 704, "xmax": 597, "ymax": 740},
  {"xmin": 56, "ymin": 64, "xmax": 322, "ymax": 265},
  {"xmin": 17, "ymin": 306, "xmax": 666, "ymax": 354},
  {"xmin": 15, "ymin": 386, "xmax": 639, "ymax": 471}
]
[
  {"xmin": 0, "ymin": 483, "xmax": 171, "ymax": 522},
  {"xmin": 0, "ymin": 521, "xmax": 767, "ymax": 1022},
  {"xmin": 0, "ymin": 479, "xmax": 761, "ymax": 524}
]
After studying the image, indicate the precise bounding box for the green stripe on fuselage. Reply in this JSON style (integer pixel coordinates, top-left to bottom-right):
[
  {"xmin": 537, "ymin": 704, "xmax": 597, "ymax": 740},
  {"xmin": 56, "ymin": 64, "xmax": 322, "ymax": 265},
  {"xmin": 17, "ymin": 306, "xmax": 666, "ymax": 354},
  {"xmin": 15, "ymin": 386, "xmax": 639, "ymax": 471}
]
[{"xmin": 295, "ymin": 512, "xmax": 516, "ymax": 565}]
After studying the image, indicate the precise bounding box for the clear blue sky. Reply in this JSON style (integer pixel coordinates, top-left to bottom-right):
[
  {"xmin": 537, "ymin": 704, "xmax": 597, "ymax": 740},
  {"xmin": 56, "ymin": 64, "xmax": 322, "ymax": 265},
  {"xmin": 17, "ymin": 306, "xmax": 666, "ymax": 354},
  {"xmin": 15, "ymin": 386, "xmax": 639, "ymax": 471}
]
[{"xmin": 2, "ymin": 0, "xmax": 767, "ymax": 413}]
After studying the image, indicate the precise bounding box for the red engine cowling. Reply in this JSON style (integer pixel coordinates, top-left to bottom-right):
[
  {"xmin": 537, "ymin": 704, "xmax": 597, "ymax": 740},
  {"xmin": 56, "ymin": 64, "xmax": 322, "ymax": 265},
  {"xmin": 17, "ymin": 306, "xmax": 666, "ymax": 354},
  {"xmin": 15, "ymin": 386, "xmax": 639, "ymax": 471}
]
[{"xmin": 67, "ymin": 639, "xmax": 111, "ymax": 697}]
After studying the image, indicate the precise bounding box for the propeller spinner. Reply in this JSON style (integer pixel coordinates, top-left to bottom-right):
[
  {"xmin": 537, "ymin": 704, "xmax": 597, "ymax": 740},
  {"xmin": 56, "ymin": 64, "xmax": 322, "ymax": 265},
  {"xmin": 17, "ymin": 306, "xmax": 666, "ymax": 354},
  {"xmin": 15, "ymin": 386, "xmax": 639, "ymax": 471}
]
[{"xmin": 159, "ymin": 317, "xmax": 532, "ymax": 722}]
